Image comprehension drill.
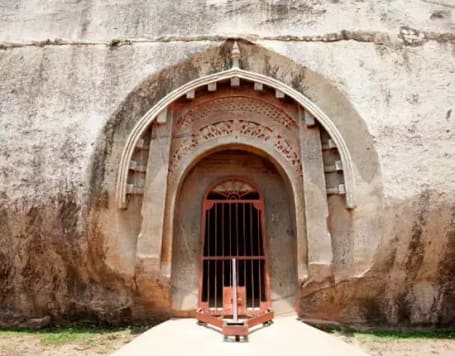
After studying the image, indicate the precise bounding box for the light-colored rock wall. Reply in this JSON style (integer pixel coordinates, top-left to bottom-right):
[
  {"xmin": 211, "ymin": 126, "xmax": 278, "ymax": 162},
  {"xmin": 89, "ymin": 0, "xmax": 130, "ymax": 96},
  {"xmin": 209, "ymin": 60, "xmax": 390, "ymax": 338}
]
[
  {"xmin": 1, "ymin": 0, "xmax": 453, "ymax": 42},
  {"xmin": 0, "ymin": 1, "xmax": 454, "ymax": 327}
]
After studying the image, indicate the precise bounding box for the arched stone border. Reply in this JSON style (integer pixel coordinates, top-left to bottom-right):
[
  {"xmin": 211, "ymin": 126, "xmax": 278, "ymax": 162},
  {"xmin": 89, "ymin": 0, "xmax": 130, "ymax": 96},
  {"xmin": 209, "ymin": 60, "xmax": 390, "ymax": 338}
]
[
  {"xmin": 116, "ymin": 67, "xmax": 356, "ymax": 209},
  {"xmin": 161, "ymin": 138, "xmax": 307, "ymax": 280}
]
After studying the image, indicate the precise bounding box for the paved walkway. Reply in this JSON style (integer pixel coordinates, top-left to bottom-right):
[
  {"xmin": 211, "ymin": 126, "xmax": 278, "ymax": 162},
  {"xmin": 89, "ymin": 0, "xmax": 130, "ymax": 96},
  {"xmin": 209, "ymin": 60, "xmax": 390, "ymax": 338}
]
[{"xmin": 112, "ymin": 316, "xmax": 369, "ymax": 356}]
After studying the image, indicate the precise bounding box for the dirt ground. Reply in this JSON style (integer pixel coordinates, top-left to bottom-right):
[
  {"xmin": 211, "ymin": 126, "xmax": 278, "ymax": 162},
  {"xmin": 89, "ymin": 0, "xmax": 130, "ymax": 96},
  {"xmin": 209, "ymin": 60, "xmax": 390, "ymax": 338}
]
[
  {"xmin": 0, "ymin": 328, "xmax": 138, "ymax": 356},
  {"xmin": 0, "ymin": 326, "xmax": 454, "ymax": 356},
  {"xmin": 334, "ymin": 331, "xmax": 455, "ymax": 356}
]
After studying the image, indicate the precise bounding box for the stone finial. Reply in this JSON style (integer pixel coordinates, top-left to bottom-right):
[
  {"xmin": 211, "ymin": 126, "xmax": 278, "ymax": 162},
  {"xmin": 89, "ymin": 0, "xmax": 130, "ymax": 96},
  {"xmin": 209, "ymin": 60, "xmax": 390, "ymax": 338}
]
[{"xmin": 231, "ymin": 41, "xmax": 241, "ymax": 69}]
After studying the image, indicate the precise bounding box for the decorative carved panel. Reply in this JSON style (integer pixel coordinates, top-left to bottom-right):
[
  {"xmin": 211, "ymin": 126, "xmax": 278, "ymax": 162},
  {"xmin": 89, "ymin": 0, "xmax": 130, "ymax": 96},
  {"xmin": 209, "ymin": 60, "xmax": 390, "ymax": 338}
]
[
  {"xmin": 199, "ymin": 120, "xmax": 234, "ymax": 140},
  {"xmin": 239, "ymin": 120, "xmax": 273, "ymax": 142},
  {"xmin": 176, "ymin": 96, "xmax": 297, "ymax": 131},
  {"xmin": 170, "ymin": 96, "xmax": 301, "ymax": 175}
]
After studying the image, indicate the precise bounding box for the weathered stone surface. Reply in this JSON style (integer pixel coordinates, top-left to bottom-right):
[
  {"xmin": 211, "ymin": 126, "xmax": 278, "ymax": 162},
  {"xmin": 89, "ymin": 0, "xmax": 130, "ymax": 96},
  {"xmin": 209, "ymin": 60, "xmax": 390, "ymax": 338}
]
[
  {"xmin": 0, "ymin": 1, "xmax": 454, "ymax": 328},
  {"xmin": 1, "ymin": 0, "xmax": 453, "ymax": 42}
]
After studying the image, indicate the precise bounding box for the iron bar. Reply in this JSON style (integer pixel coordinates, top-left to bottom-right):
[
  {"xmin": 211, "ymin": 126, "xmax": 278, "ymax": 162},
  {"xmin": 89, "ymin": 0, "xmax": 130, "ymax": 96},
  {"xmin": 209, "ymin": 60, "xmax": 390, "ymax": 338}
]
[
  {"xmin": 222, "ymin": 203, "xmax": 225, "ymax": 296},
  {"xmin": 258, "ymin": 209, "xmax": 262, "ymax": 303},
  {"xmin": 235, "ymin": 202, "xmax": 239, "ymax": 259},
  {"xmin": 229, "ymin": 203, "xmax": 232, "ymax": 259},
  {"xmin": 214, "ymin": 204, "xmax": 218, "ymax": 308},
  {"xmin": 232, "ymin": 258, "xmax": 238, "ymax": 322},
  {"xmin": 249, "ymin": 203, "xmax": 254, "ymax": 308},
  {"xmin": 243, "ymin": 203, "xmax": 247, "ymax": 289},
  {"xmin": 207, "ymin": 207, "xmax": 211, "ymax": 306}
]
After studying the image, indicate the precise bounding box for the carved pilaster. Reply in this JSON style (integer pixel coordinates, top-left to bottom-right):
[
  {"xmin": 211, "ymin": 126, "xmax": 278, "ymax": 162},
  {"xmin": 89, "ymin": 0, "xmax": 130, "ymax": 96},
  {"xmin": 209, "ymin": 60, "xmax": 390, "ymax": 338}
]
[
  {"xmin": 136, "ymin": 112, "xmax": 173, "ymax": 275},
  {"xmin": 299, "ymin": 108, "xmax": 333, "ymax": 282}
]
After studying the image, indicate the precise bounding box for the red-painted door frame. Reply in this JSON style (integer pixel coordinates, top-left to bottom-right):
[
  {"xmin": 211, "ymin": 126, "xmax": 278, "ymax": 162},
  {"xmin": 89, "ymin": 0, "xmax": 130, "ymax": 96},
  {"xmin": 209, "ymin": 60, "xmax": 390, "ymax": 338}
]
[{"xmin": 198, "ymin": 178, "xmax": 271, "ymax": 317}]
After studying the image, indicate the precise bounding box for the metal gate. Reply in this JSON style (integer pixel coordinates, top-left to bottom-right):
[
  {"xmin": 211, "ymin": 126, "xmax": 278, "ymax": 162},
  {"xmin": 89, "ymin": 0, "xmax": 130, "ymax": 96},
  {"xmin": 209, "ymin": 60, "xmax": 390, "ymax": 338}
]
[{"xmin": 198, "ymin": 179, "xmax": 271, "ymax": 317}]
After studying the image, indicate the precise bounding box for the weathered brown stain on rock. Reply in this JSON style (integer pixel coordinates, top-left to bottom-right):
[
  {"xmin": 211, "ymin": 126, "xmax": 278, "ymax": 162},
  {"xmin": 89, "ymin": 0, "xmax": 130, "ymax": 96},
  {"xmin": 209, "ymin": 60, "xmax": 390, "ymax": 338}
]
[
  {"xmin": 396, "ymin": 190, "xmax": 429, "ymax": 324},
  {"xmin": 298, "ymin": 191, "xmax": 455, "ymax": 327},
  {"xmin": 299, "ymin": 277, "xmax": 388, "ymax": 326},
  {"xmin": 0, "ymin": 191, "xmax": 135, "ymax": 328},
  {"xmin": 436, "ymin": 207, "xmax": 455, "ymax": 326},
  {"xmin": 360, "ymin": 297, "xmax": 388, "ymax": 325}
]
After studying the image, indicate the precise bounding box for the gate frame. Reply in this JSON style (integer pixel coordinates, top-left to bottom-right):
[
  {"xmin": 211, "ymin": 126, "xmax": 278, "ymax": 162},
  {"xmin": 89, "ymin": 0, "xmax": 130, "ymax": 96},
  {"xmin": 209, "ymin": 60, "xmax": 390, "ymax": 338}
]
[
  {"xmin": 197, "ymin": 177, "xmax": 272, "ymax": 317},
  {"xmin": 196, "ymin": 177, "xmax": 274, "ymax": 339}
]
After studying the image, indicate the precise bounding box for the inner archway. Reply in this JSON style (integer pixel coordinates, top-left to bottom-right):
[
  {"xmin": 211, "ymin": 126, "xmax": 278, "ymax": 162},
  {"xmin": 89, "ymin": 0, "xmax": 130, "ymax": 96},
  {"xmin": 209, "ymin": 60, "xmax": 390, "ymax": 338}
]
[
  {"xmin": 171, "ymin": 149, "xmax": 298, "ymax": 316},
  {"xmin": 200, "ymin": 178, "xmax": 270, "ymax": 316}
]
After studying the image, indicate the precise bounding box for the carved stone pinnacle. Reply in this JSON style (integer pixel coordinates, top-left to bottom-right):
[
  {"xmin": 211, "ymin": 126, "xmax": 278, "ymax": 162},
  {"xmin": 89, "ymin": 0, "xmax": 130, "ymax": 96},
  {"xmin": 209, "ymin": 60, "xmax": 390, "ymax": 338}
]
[{"xmin": 231, "ymin": 40, "xmax": 241, "ymax": 69}]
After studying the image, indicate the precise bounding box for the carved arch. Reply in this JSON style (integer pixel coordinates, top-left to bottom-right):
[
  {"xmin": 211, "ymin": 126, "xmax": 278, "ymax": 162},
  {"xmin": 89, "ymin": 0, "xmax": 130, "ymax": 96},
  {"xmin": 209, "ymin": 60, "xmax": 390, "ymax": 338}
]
[
  {"xmin": 116, "ymin": 67, "xmax": 356, "ymax": 209},
  {"xmin": 162, "ymin": 139, "xmax": 307, "ymax": 280}
]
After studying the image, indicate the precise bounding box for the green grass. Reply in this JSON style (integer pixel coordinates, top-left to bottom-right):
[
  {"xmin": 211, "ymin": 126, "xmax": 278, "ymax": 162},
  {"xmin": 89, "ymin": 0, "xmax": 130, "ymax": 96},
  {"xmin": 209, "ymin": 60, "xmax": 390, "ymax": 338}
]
[
  {"xmin": 353, "ymin": 329, "xmax": 455, "ymax": 341},
  {"xmin": 0, "ymin": 325, "xmax": 147, "ymax": 346},
  {"xmin": 324, "ymin": 327, "xmax": 455, "ymax": 342}
]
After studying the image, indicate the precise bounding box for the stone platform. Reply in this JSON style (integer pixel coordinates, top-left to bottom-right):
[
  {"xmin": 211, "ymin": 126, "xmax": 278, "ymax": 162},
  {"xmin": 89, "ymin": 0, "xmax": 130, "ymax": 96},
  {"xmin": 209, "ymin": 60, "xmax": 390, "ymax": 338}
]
[{"xmin": 112, "ymin": 316, "xmax": 369, "ymax": 356}]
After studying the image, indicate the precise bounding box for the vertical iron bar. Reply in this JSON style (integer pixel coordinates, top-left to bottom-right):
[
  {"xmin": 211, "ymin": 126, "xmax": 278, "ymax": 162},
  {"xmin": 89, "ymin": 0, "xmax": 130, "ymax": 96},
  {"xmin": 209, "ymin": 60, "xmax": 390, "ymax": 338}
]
[
  {"xmin": 207, "ymin": 207, "xmax": 211, "ymax": 307},
  {"xmin": 243, "ymin": 203, "xmax": 246, "ymax": 288},
  {"xmin": 214, "ymin": 203, "xmax": 217, "ymax": 309},
  {"xmin": 258, "ymin": 209, "xmax": 262, "ymax": 304},
  {"xmin": 232, "ymin": 258, "xmax": 238, "ymax": 322},
  {"xmin": 222, "ymin": 203, "xmax": 225, "ymax": 307},
  {"xmin": 236, "ymin": 202, "xmax": 239, "ymax": 258},
  {"xmin": 250, "ymin": 203, "xmax": 254, "ymax": 308},
  {"xmin": 229, "ymin": 203, "xmax": 232, "ymax": 258}
]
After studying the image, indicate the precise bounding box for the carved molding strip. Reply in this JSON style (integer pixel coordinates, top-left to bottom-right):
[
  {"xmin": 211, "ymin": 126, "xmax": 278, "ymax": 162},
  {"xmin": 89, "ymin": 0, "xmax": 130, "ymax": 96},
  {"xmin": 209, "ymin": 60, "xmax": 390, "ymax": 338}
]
[
  {"xmin": 176, "ymin": 96, "xmax": 297, "ymax": 131},
  {"xmin": 169, "ymin": 119, "xmax": 301, "ymax": 174}
]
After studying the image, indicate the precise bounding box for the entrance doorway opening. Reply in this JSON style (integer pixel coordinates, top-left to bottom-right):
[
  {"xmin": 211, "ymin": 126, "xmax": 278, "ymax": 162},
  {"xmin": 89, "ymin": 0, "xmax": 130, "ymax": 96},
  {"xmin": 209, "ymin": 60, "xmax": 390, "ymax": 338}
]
[
  {"xmin": 199, "ymin": 179, "xmax": 271, "ymax": 316},
  {"xmin": 171, "ymin": 149, "xmax": 297, "ymax": 317}
]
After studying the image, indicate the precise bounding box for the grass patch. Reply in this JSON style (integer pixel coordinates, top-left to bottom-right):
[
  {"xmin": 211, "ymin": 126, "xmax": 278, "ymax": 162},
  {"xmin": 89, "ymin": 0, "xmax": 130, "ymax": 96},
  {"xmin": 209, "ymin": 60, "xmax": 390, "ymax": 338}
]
[
  {"xmin": 324, "ymin": 326, "xmax": 455, "ymax": 342},
  {"xmin": 0, "ymin": 325, "xmax": 148, "ymax": 346},
  {"xmin": 354, "ymin": 330, "xmax": 455, "ymax": 341},
  {"xmin": 37, "ymin": 328, "xmax": 95, "ymax": 345}
]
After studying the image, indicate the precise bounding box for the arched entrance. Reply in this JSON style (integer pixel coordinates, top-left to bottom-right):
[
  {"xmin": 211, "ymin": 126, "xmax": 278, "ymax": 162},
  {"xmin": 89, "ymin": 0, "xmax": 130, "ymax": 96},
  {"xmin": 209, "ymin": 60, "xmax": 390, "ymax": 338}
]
[
  {"xmin": 171, "ymin": 149, "xmax": 297, "ymax": 316},
  {"xmin": 199, "ymin": 178, "xmax": 271, "ymax": 316}
]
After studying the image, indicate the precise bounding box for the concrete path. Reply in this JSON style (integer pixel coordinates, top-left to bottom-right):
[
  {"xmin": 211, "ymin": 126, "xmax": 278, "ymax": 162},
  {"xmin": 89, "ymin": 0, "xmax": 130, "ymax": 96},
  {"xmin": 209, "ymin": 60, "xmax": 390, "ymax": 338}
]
[{"xmin": 112, "ymin": 316, "xmax": 369, "ymax": 356}]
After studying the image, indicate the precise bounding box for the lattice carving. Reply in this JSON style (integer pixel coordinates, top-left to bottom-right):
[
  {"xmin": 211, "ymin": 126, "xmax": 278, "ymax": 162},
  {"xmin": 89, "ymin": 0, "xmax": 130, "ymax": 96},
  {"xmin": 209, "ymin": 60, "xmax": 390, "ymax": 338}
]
[
  {"xmin": 169, "ymin": 135, "xmax": 198, "ymax": 170},
  {"xmin": 274, "ymin": 135, "xmax": 302, "ymax": 173},
  {"xmin": 176, "ymin": 97, "xmax": 297, "ymax": 131}
]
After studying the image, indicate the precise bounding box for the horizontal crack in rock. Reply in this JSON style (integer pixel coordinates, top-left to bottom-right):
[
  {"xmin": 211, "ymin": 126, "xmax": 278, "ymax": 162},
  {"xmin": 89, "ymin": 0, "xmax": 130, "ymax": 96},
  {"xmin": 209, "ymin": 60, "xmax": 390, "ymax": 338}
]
[{"xmin": 0, "ymin": 28, "xmax": 454, "ymax": 50}]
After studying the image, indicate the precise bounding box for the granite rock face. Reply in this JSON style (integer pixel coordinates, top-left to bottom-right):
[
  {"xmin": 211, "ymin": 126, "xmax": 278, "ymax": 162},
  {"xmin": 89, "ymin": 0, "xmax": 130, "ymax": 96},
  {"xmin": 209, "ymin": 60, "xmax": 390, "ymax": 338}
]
[{"xmin": 0, "ymin": 1, "xmax": 454, "ymax": 327}]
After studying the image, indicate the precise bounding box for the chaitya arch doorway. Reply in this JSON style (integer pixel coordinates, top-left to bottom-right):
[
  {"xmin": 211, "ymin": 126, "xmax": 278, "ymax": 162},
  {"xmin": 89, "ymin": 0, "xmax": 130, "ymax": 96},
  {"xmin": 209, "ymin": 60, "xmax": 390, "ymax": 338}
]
[
  {"xmin": 199, "ymin": 178, "xmax": 271, "ymax": 316},
  {"xmin": 113, "ymin": 41, "xmax": 376, "ymax": 320},
  {"xmin": 171, "ymin": 149, "xmax": 298, "ymax": 316},
  {"xmin": 98, "ymin": 40, "xmax": 383, "ymax": 324}
]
